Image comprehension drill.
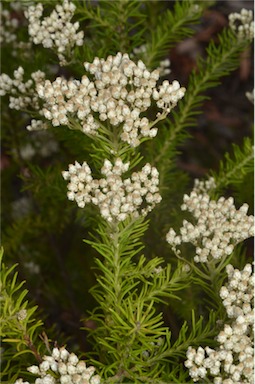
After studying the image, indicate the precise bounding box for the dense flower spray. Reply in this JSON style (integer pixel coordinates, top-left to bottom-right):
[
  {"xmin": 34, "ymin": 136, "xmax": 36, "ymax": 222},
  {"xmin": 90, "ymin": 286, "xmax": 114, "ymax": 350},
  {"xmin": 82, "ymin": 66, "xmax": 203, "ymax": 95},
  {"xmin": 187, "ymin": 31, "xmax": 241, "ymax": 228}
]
[
  {"xmin": 62, "ymin": 158, "xmax": 161, "ymax": 222},
  {"xmin": 24, "ymin": 0, "xmax": 84, "ymax": 65},
  {"xmin": 229, "ymin": 8, "xmax": 254, "ymax": 41},
  {"xmin": 36, "ymin": 52, "xmax": 185, "ymax": 146},
  {"xmin": 185, "ymin": 264, "xmax": 254, "ymax": 383},
  {"xmin": 14, "ymin": 347, "xmax": 101, "ymax": 384},
  {"xmin": 166, "ymin": 178, "xmax": 254, "ymax": 263}
]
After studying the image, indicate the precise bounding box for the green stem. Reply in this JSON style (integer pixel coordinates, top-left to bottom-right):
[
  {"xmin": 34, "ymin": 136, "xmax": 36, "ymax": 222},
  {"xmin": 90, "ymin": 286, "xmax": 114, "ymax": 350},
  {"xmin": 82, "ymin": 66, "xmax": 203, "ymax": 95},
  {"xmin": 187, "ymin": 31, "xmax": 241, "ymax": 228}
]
[
  {"xmin": 145, "ymin": 1, "xmax": 207, "ymax": 69},
  {"xmin": 155, "ymin": 36, "xmax": 250, "ymax": 166},
  {"xmin": 110, "ymin": 223, "xmax": 122, "ymax": 308},
  {"xmin": 215, "ymin": 150, "xmax": 254, "ymax": 193}
]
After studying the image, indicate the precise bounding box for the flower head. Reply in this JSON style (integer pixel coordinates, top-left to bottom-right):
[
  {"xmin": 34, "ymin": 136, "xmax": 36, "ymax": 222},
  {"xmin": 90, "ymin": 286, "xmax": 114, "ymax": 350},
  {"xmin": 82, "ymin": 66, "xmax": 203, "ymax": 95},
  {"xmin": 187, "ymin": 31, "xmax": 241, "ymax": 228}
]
[
  {"xmin": 24, "ymin": 0, "xmax": 84, "ymax": 65},
  {"xmin": 166, "ymin": 178, "xmax": 254, "ymax": 263},
  {"xmin": 185, "ymin": 264, "xmax": 254, "ymax": 383},
  {"xmin": 229, "ymin": 9, "xmax": 254, "ymax": 41},
  {"xmin": 62, "ymin": 158, "xmax": 161, "ymax": 222},
  {"xmin": 15, "ymin": 346, "xmax": 101, "ymax": 384},
  {"xmin": 37, "ymin": 52, "xmax": 185, "ymax": 147}
]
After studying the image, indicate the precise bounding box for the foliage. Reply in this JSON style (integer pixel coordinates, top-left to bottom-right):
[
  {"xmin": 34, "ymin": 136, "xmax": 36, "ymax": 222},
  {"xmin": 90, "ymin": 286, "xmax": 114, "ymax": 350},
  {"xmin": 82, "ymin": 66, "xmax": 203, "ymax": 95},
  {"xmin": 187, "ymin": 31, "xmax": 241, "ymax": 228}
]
[
  {"xmin": 143, "ymin": 0, "xmax": 213, "ymax": 69},
  {"xmin": 0, "ymin": 248, "xmax": 46, "ymax": 382},
  {"xmin": 211, "ymin": 136, "xmax": 254, "ymax": 203},
  {"xmin": 84, "ymin": 217, "xmax": 190, "ymax": 379}
]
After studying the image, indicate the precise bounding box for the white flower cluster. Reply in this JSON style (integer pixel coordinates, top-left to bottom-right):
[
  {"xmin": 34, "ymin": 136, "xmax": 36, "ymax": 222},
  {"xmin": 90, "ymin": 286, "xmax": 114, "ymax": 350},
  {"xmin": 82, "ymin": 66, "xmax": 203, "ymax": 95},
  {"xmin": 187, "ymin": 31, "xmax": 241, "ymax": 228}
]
[
  {"xmin": 142, "ymin": 337, "xmax": 164, "ymax": 360},
  {"xmin": 12, "ymin": 196, "xmax": 32, "ymax": 220},
  {"xmin": 24, "ymin": 0, "xmax": 84, "ymax": 65},
  {"xmin": 0, "ymin": 3, "xmax": 19, "ymax": 44},
  {"xmin": 62, "ymin": 158, "xmax": 161, "ymax": 222},
  {"xmin": 8, "ymin": 2, "xmax": 23, "ymax": 12},
  {"xmin": 12, "ymin": 131, "xmax": 59, "ymax": 161},
  {"xmin": 185, "ymin": 263, "xmax": 254, "ymax": 383},
  {"xmin": 14, "ymin": 346, "xmax": 101, "ymax": 384},
  {"xmin": 158, "ymin": 58, "xmax": 171, "ymax": 77},
  {"xmin": 0, "ymin": 66, "xmax": 45, "ymax": 111},
  {"xmin": 24, "ymin": 260, "xmax": 40, "ymax": 275},
  {"xmin": 166, "ymin": 183, "xmax": 254, "ymax": 263},
  {"xmin": 229, "ymin": 8, "xmax": 254, "ymax": 41},
  {"xmin": 246, "ymin": 89, "xmax": 254, "ymax": 104},
  {"xmin": 26, "ymin": 119, "xmax": 48, "ymax": 132},
  {"xmin": 0, "ymin": 2, "xmax": 32, "ymax": 56},
  {"xmin": 0, "ymin": 67, "xmax": 48, "ymax": 131},
  {"xmin": 132, "ymin": 45, "xmax": 171, "ymax": 76},
  {"xmin": 193, "ymin": 177, "xmax": 216, "ymax": 194},
  {"xmin": 220, "ymin": 264, "xmax": 254, "ymax": 328},
  {"xmin": 36, "ymin": 52, "xmax": 185, "ymax": 147},
  {"xmin": 16, "ymin": 309, "xmax": 27, "ymax": 322}
]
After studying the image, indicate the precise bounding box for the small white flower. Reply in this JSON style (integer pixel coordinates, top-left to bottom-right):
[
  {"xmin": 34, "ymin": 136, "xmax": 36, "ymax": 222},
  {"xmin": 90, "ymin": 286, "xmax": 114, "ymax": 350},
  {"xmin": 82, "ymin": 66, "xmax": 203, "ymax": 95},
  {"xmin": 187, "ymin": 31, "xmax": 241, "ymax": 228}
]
[
  {"xmin": 0, "ymin": 68, "xmax": 45, "ymax": 116},
  {"xmin": 16, "ymin": 309, "xmax": 27, "ymax": 321}
]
